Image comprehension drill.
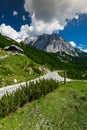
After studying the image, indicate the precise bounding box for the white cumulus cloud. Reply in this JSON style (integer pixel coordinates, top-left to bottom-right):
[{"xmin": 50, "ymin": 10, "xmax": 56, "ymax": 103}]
[
  {"xmin": 2, "ymin": 15, "xmax": 5, "ymax": 19},
  {"xmin": 13, "ymin": 11, "xmax": 18, "ymax": 16},
  {"xmin": 69, "ymin": 41, "xmax": 77, "ymax": 47},
  {"xmin": 82, "ymin": 49, "xmax": 87, "ymax": 53},
  {"xmin": 24, "ymin": 14, "xmax": 64, "ymax": 36},
  {"xmin": 0, "ymin": 24, "xmax": 20, "ymax": 41},
  {"xmin": 24, "ymin": 0, "xmax": 87, "ymax": 35},
  {"xmin": 0, "ymin": 23, "xmax": 87, "ymax": 54},
  {"xmin": 78, "ymin": 46, "xmax": 87, "ymax": 53},
  {"xmin": 22, "ymin": 15, "xmax": 26, "ymax": 21},
  {"xmin": 1, "ymin": 0, "xmax": 87, "ymax": 43}
]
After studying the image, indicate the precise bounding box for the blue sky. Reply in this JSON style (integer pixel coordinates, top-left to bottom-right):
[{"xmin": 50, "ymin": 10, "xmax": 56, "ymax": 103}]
[
  {"xmin": 0, "ymin": 0, "xmax": 87, "ymax": 51},
  {"xmin": 59, "ymin": 14, "xmax": 87, "ymax": 50},
  {"xmin": 0, "ymin": 0, "xmax": 30, "ymax": 31}
]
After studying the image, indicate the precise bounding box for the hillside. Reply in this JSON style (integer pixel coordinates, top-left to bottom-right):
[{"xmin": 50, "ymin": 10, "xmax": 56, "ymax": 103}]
[
  {"xmin": 0, "ymin": 49, "xmax": 44, "ymax": 87},
  {"xmin": 19, "ymin": 43, "xmax": 87, "ymax": 80},
  {"xmin": 0, "ymin": 81, "xmax": 87, "ymax": 130},
  {"xmin": 0, "ymin": 34, "xmax": 87, "ymax": 130},
  {"xmin": 0, "ymin": 34, "xmax": 17, "ymax": 48},
  {"xmin": 0, "ymin": 34, "xmax": 87, "ymax": 82}
]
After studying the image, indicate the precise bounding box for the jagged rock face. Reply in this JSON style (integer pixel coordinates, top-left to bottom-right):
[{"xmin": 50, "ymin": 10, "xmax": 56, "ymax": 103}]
[{"xmin": 24, "ymin": 34, "xmax": 78, "ymax": 56}]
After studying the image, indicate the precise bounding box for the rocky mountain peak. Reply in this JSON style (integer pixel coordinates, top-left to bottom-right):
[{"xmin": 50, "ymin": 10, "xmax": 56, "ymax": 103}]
[{"xmin": 23, "ymin": 34, "xmax": 78, "ymax": 56}]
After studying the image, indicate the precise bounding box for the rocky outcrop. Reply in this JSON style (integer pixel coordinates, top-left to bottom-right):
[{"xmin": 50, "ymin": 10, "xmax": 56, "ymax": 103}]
[{"xmin": 23, "ymin": 34, "xmax": 78, "ymax": 56}]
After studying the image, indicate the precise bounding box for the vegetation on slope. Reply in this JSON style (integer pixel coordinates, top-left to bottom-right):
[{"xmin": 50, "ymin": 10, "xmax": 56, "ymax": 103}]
[
  {"xmin": 0, "ymin": 79, "xmax": 58, "ymax": 118},
  {"xmin": 0, "ymin": 50, "xmax": 43, "ymax": 87},
  {"xmin": 0, "ymin": 81, "xmax": 87, "ymax": 130},
  {"xmin": 19, "ymin": 43, "xmax": 87, "ymax": 79},
  {"xmin": 0, "ymin": 34, "xmax": 87, "ymax": 80},
  {"xmin": 0, "ymin": 34, "xmax": 17, "ymax": 48}
]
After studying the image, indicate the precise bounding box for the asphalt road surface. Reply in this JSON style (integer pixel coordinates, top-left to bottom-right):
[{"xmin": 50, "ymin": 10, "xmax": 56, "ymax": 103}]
[{"xmin": 0, "ymin": 71, "xmax": 71, "ymax": 98}]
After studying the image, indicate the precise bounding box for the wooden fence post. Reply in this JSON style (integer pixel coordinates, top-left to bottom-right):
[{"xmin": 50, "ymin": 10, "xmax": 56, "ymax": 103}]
[{"xmin": 64, "ymin": 71, "xmax": 67, "ymax": 84}]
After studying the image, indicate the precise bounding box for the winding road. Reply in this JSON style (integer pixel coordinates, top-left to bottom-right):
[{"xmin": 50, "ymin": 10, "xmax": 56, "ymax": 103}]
[{"xmin": 0, "ymin": 71, "xmax": 71, "ymax": 98}]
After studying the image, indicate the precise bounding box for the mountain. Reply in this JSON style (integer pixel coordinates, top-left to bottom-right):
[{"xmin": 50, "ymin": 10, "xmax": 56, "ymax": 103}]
[
  {"xmin": 0, "ymin": 33, "xmax": 87, "ymax": 80},
  {"xmin": 23, "ymin": 34, "xmax": 78, "ymax": 56}
]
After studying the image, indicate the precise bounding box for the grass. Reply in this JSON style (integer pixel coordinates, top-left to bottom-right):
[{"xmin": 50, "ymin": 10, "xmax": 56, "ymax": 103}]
[
  {"xmin": 0, "ymin": 81, "xmax": 87, "ymax": 130},
  {"xmin": 1, "ymin": 34, "xmax": 87, "ymax": 80},
  {"xmin": 0, "ymin": 50, "xmax": 8, "ymax": 56},
  {"xmin": 0, "ymin": 50, "xmax": 44, "ymax": 87},
  {"xmin": 58, "ymin": 71, "xmax": 66, "ymax": 77}
]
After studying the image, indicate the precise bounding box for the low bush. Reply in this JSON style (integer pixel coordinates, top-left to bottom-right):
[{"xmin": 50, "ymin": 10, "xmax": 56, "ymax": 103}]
[{"xmin": 0, "ymin": 79, "xmax": 59, "ymax": 118}]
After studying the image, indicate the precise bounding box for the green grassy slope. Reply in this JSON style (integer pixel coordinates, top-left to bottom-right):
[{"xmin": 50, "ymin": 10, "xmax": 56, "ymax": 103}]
[
  {"xmin": 0, "ymin": 81, "xmax": 87, "ymax": 130},
  {"xmin": 0, "ymin": 34, "xmax": 87, "ymax": 80},
  {"xmin": 19, "ymin": 43, "xmax": 87, "ymax": 79},
  {"xmin": 0, "ymin": 50, "xmax": 43, "ymax": 87},
  {"xmin": 0, "ymin": 34, "xmax": 17, "ymax": 48}
]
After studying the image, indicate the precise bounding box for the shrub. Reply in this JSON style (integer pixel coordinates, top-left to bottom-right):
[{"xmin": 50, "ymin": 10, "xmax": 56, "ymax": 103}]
[{"xmin": 0, "ymin": 79, "xmax": 59, "ymax": 118}]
